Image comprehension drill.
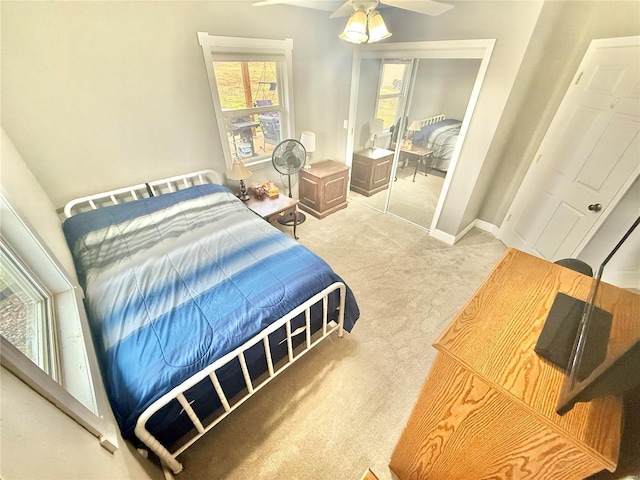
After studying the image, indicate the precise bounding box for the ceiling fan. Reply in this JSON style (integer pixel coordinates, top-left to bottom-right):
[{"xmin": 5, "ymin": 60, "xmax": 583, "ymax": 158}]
[{"xmin": 252, "ymin": 0, "xmax": 455, "ymax": 18}]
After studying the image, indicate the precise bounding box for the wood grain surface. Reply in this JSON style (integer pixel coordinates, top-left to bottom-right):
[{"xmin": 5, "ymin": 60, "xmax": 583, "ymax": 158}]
[
  {"xmin": 390, "ymin": 356, "xmax": 604, "ymax": 480},
  {"xmin": 390, "ymin": 249, "xmax": 637, "ymax": 479}
]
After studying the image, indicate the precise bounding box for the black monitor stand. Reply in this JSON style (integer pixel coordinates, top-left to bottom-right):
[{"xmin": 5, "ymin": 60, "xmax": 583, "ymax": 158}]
[
  {"xmin": 534, "ymin": 216, "xmax": 640, "ymax": 381},
  {"xmin": 536, "ymin": 215, "xmax": 640, "ymax": 382},
  {"xmin": 535, "ymin": 292, "xmax": 612, "ymax": 381}
]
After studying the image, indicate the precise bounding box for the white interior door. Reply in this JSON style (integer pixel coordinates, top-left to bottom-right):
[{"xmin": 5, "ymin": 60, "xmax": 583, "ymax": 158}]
[{"xmin": 500, "ymin": 36, "xmax": 640, "ymax": 261}]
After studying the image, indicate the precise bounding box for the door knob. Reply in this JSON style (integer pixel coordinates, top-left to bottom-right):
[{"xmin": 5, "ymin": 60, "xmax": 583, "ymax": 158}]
[{"xmin": 588, "ymin": 203, "xmax": 602, "ymax": 212}]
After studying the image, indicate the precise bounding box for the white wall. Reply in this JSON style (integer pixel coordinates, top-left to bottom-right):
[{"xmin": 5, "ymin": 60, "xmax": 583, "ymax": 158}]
[
  {"xmin": 0, "ymin": 1, "xmax": 351, "ymax": 208},
  {"xmin": 410, "ymin": 59, "xmax": 480, "ymax": 123},
  {"xmin": 0, "ymin": 129, "xmax": 77, "ymax": 280},
  {"xmin": 0, "ymin": 128, "xmax": 158, "ymax": 480},
  {"xmin": 577, "ymin": 178, "xmax": 640, "ymax": 290},
  {"xmin": 1, "ymin": 368, "xmax": 159, "ymax": 480},
  {"xmin": 354, "ymin": 58, "xmax": 383, "ymax": 151}
]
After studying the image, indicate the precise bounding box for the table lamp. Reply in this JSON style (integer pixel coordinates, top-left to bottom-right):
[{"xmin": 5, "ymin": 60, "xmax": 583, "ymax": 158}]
[
  {"xmin": 370, "ymin": 118, "xmax": 384, "ymax": 149},
  {"xmin": 406, "ymin": 120, "xmax": 422, "ymax": 147},
  {"xmin": 228, "ymin": 159, "xmax": 252, "ymax": 201},
  {"xmin": 300, "ymin": 131, "xmax": 316, "ymax": 170}
]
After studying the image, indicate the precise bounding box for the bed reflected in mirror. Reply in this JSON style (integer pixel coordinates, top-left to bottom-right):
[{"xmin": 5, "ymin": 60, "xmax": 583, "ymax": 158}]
[
  {"xmin": 348, "ymin": 55, "xmax": 481, "ymax": 231},
  {"xmin": 387, "ymin": 58, "xmax": 480, "ymax": 230},
  {"xmin": 387, "ymin": 116, "xmax": 455, "ymax": 229}
]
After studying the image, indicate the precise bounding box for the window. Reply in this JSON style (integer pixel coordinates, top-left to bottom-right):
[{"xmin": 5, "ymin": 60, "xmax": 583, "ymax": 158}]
[
  {"xmin": 375, "ymin": 60, "xmax": 411, "ymax": 131},
  {"xmin": 0, "ymin": 239, "xmax": 59, "ymax": 379},
  {"xmin": 213, "ymin": 61, "xmax": 283, "ymax": 161},
  {"xmin": 198, "ymin": 33, "xmax": 295, "ymax": 169},
  {"xmin": 0, "ymin": 192, "xmax": 117, "ymax": 452}
]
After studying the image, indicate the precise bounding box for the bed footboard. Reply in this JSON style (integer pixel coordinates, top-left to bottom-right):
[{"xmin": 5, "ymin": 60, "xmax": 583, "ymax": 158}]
[{"xmin": 134, "ymin": 282, "xmax": 346, "ymax": 474}]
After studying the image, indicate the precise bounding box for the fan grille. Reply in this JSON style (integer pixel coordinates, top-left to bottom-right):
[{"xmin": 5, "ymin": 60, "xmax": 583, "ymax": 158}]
[{"xmin": 272, "ymin": 139, "xmax": 306, "ymax": 175}]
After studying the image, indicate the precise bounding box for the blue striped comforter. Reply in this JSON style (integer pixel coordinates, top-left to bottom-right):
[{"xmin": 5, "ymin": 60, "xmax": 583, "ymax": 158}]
[
  {"xmin": 63, "ymin": 184, "xmax": 359, "ymax": 439},
  {"xmin": 412, "ymin": 119, "xmax": 461, "ymax": 172}
]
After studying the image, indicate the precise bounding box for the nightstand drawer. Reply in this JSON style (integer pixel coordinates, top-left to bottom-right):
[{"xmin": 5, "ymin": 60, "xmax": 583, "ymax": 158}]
[
  {"xmin": 266, "ymin": 207, "xmax": 294, "ymax": 224},
  {"xmin": 245, "ymin": 194, "xmax": 299, "ymax": 239}
]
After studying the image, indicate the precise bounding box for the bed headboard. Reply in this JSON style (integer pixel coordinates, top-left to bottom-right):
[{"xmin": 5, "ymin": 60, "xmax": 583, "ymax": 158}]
[
  {"xmin": 63, "ymin": 169, "xmax": 223, "ymax": 219},
  {"xmin": 415, "ymin": 114, "xmax": 446, "ymax": 129}
]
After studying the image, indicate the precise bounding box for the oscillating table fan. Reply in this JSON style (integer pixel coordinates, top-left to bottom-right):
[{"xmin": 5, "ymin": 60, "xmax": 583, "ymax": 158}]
[{"xmin": 271, "ymin": 139, "xmax": 307, "ymax": 225}]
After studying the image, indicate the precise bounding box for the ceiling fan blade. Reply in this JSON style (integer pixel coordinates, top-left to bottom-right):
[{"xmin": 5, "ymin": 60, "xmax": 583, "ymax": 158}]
[
  {"xmin": 253, "ymin": 0, "xmax": 344, "ymax": 13},
  {"xmin": 329, "ymin": 1, "xmax": 357, "ymax": 18},
  {"xmin": 381, "ymin": 0, "xmax": 454, "ymax": 16},
  {"xmin": 253, "ymin": 0, "xmax": 291, "ymax": 6}
]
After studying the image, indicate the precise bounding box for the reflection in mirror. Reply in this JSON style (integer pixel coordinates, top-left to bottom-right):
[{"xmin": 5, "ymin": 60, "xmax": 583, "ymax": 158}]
[
  {"xmin": 388, "ymin": 58, "xmax": 480, "ymax": 229},
  {"xmin": 349, "ymin": 58, "xmax": 411, "ymax": 213},
  {"xmin": 349, "ymin": 56, "xmax": 482, "ymax": 231}
]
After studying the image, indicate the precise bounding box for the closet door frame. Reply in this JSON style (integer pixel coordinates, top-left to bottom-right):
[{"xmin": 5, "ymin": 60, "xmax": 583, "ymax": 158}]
[{"xmin": 345, "ymin": 39, "xmax": 495, "ymax": 239}]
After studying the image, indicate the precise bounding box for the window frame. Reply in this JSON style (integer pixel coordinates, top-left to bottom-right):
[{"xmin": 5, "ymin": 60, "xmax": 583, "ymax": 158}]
[
  {"xmin": 0, "ymin": 190, "xmax": 118, "ymax": 452},
  {"xmin": 197, "ymin": 33, "xmax": 296, "ymax": 170},
  {"xmin": 374, "ymin": 59, "xmax": 413, "ymax": 133},
  {"xmin": 0, "ymin": 238, "xmax": 60, "ymax": 380}
]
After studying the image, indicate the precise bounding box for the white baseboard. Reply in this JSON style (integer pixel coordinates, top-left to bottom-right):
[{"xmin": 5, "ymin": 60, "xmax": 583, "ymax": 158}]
[
  {"xmin": 454, "ymin": 221, "xmax": 476, "ymax": 243},
  {"xmin": 602, "ymin": 271, "xmax": 640, "ymax": 291},
  {"xmin": 456, "ymin": 219, "xmax": 640, "ymax": 290},
  {"xmin": 473, "ymin": 219, "xmax": 501, "ymax": 237},
  {"xmin": 430, "ymin": 228, "xmax": 456, "ymax": 245},
  {"xmin": 431, "ymin": 218, "xmax": 500, "ymax": 245}
]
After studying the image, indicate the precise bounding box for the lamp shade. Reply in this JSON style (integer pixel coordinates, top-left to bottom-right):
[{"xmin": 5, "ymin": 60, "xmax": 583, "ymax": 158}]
[
  {"xmin": 367, "ymin": 10, "xmax": 392, "ymax": 43},
  {"xmin": 227, "ymin": 160, "xmax": 252, "ymax": 180},
  {"xmin": 371, "ymin": 118, "xmax": 384, "ymax": 135},
  {"xmin": 339, "ymin": 9, "xmax": 368, "ymax": 44},
  {"xmin": 299, "ymin": 131, "xmax": 316, "ymax": 153},
  {"xmin": 408, "ymin": 120, "xmax": 422, "ymax": 132}
]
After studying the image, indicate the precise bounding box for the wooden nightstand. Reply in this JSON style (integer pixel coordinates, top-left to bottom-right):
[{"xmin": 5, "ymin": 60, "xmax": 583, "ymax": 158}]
[
  {"xmin": 350, "ymin": 148, "xmax": 394, "ymax": 196},
  {"xmin": 298, "ymin": 160, "xmax": 350, "ymax": 219},
  {"xmin": 245, "ymin": 194, "xmax": 299, "ymax": 239}
]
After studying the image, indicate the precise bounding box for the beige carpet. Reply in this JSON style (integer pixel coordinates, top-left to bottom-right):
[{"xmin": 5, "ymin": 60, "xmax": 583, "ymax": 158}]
[
  {"xmin": 349, "ymin": 161, "xmax": 446, "ymax": 230},
  {"xmin": 174, "ymin": 200, "xmax": 506, "ymax": 480}
]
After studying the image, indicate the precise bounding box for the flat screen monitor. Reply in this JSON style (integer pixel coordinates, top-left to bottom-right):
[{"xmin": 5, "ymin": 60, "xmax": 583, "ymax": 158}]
[{"xmin": 535, "ymin": 215, "xmax": 640, "ymax": 415}]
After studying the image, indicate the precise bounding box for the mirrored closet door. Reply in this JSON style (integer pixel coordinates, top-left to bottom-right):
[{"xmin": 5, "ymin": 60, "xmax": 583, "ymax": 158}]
[
  {"xmin": 349, "ymin": 57, "xmax": 413, "ymax": 214},
  {"xmin": 346, "ymin": 43, "xmax": 485, "ymax": 232}
]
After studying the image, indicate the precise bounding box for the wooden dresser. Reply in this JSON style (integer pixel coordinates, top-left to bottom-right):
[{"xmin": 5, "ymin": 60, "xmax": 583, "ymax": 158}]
[
  {"xmin": 298, "ymin": 160, "xmax": 349, "ymax": 219},
  {"xmin": 350, "ymin": 148, "xmax": 394, "ymax": 197},
  {"xmin": 390, "ymin": 249, "xmax": 633, "ymax": 480}
]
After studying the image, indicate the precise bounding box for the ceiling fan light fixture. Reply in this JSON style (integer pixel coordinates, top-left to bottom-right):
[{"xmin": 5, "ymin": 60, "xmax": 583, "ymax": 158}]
[
  {"xmin": 366, "ymin": 10, "xmax": 391, "ymax": 43},
  {"xmin": 339, "ymin": 8, "xmax": 369, "ymax": 44}
]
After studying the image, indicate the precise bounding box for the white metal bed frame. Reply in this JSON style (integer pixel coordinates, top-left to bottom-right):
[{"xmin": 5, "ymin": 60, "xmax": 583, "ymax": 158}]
[
  {"xmin": 63, "ymin": 170, "xmax": 224, "ymax": 218},
  {"xmin": 64, "ymin": 170, "xmax": 347, "ymax": 474},
  {"xmin": 415, "ymin": 113, "xmax": 445, "ymax": 130}
]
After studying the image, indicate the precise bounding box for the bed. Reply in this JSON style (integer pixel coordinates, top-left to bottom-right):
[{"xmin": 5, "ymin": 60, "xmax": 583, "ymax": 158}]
[
  {"xmin": 62, "ymin": 170, "xmax": 359, "ymax": 474},
  {"xmin": 410, "ymin": 114, "xmax": 462, "ymax": 173}
]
